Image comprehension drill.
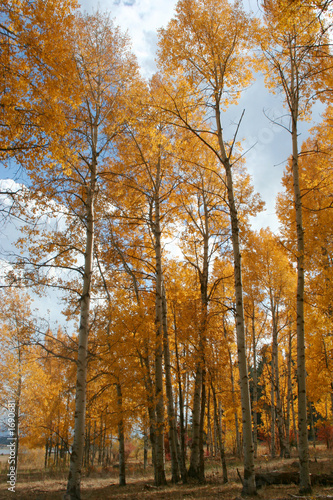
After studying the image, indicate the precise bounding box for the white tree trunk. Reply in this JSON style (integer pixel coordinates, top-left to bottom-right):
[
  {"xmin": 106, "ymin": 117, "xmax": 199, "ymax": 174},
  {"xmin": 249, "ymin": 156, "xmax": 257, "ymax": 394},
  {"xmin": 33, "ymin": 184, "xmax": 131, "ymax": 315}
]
[
  {"xmin": 66, "ymin": 180, "xmax": 95, "ymax": 499},
  {"xmin": 153, "ymin": 161, "xmax": 167, "ymax": 486},
  {"xmin": 66, "ymin": 138, "xmax": 96, "ymax": 498},
  {"xmin": 291, "ymin": 105, "xmax": 311, "ymax": 493},
  {"xmin": 215, "ymin": 104, "xmax": 256, "ymax": 495},
  {"xmin": 116, "ymin": 383, "xmax": 126, "ymax": 486}
]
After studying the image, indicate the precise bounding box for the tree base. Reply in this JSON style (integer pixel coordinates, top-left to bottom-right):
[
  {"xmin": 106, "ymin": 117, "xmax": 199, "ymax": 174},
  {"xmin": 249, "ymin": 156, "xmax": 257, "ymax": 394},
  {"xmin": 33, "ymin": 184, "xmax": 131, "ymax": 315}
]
[
  {"xmin": 241, "ymin": 488, "xmax": 258, "ymax": 497},
  {"xmin": 187, "ymin": 464, "xmax": 199, "ymax": 479},
  {"xmin": 299, "ymin": 485, "xmax": 312, "ymax": 495}
]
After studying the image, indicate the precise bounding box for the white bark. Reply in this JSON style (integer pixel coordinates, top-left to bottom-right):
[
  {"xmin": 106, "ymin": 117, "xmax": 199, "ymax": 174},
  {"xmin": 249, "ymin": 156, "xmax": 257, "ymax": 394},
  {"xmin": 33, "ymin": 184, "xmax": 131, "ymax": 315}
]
[
  {"xmin": 66, "ymin": 170, "xmax": 95, "ymax": 499},
  {"xmin": 153, "ymin": 159, "xmax": 167, "ymax": 486},
  {"xmin": 251, "ymin": 309, "xmax": 258, "ymax": 458},
  {"xmin": 292, "ymin": 102, "xmax": 310, "ymax": 493},
  {"xmin": 215, "ymin": 103, "xmax": 256, "ymax": 495},
  {"xmin": 116, "ymin": 383, "xmax": 126, "ymax": 486},
  {"xmin": 161, "ymin": 284, "xmax": 181, "ymax": 483}
]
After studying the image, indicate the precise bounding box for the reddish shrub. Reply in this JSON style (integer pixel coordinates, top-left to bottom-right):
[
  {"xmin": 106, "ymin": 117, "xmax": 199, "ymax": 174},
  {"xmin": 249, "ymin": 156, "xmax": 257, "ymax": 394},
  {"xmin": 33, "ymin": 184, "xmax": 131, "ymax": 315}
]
[{"xmin": 317, "ymin": 420, "xmax": 333, "ymax": 449}]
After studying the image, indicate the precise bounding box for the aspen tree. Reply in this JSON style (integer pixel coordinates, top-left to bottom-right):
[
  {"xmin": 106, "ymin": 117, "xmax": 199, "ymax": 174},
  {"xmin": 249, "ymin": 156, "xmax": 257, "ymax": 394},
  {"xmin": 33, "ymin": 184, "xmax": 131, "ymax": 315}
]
[
  {"xmin": 259, "ymin": 0, "xmax": 332, "ymax": 490},
  {"xmin": 108, "ymin": 83, "xmax": 182, "ymax": 485},
  {"xmin": 244, "ymin": 229, "xmax": 296, "ymax": 457},
  {"xmin": 277, "ymin": 109, "xmax": 333, "ymax": 430},
  {"xmin": 176, "ymin": 152, "xmax": 230, "ymax": 480},
  {"xmin": 6, "ymin": 10, "xmax": 139, "ymax": 498},
  {"xmin": 157, "ymin": 0, "xmax": 261, "ymax": 492}
]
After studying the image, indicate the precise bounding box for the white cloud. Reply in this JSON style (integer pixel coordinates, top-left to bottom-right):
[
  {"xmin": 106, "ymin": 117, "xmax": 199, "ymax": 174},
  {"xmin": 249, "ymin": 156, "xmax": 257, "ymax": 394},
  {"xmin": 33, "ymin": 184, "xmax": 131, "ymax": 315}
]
[
  {"xmin": 79, "ymin": 0, "xmax": 178, "ymax": 78},
  {"xmin": 0, "ymin": 178, "xmax": 23, "ymax": 193}
]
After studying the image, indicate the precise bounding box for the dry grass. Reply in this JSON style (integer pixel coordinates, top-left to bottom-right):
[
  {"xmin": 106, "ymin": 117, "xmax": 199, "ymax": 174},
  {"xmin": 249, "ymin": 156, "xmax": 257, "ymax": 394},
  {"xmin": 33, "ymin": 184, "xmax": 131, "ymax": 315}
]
[{"xmin": 0, "ymin": 445, "xmax": 332, "ymax": 499}]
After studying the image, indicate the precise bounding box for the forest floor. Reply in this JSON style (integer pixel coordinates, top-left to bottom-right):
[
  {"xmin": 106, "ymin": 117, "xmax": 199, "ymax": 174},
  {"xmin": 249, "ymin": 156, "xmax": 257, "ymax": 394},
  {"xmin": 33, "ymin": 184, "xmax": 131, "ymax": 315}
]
[{"xmin": 0, "ymin": 445, "xmax": 333, "ymax": 499}]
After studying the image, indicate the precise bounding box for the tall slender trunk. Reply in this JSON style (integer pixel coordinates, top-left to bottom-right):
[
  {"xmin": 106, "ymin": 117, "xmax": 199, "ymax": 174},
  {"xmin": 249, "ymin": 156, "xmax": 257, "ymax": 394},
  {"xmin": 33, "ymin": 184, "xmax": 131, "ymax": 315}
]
[
  {"xmin": 271, "ymin": 299, "xmax": 288, "ymax": 457},
  {"xmin": 154, "ymin": 297, "xmax": 166, "ymax": 486},
  {"xmin": 98, "ymin": 413, "xmax": 103, "ymax": 465},
  {"xmin": 322, "ymin": 338, "xmax": 333, "ymax": 418},
  {"xmin": 271, "ymin": 365, "xmax": 276, "ymax": 458},
  {"xmin": 102, "ymin": 420, "xmax": 107, "ymax": 466},
  {"xmin": 211, "ymin": 383, "xmax": 228, "ymax": 483},
  {"xmin": 229, "ymin": 348, "xmax": 241, "ymax": 457},
  {"xmin": 215, "ymin": 102, "xmax": 255, "ymax": 494},
  {"xmin": 198, "ymin": 212, "xmax": 209, "ymax": 483},
  {"xmin": 116, "ymin": 383, "xmax": 126, "ymax": 486},
  {"xmin": 161, "ymin": 282, "xmax": 180, "ymax": 483},
  {"xmin": 139, "ymin": 351, "xmax": 157, "ymax": 478},
  {"xmin": 184, "ymin": 365, "xmax": 189, "ymax": 461},
  {"xmin": 224, "ymin": 321, "xmax": 241, "ymax": 458},
  {"xmin": 45, "ymin": 439, "xmax": 49, "ymax": 469},
  {"xmin": 173, "ymin": 306, "xmax": 188, "ymax": 483},
  {"xmin": 251, "ymin": 308, "xmax": 258, "ymax": 458},
  {"xmin": 66, "ymin": 157, "xmax": 96, "ymax": 499},
  {"xmin": 189, "ymin": 207, "xmax": 209, "ymax": 481},
  {"xmin": 92, "ymin": 420, "xmax": 97, "ymax": 467},
  {"xmin": 153, "ymin": 157, "xmax": 167, "ymax": 486},
  {"xmin": 84, "ymin": 417, "xmax": 90, "ymax": 467},
  {"xmin": 308, "ymin": 403, "xmax": 316, "ymax": 451},
  {"xmin": 143, "ymin": 427, "xmax": 149, "ymax": 470},
  {"xmin": 198, "ymin": 365, "xmax": 206, "ymax": 483},
  {"xmin": 206, "ymin": 387, "xmax": 212, "ymax": 456},
  {"xmin": 291, "ymin": 383, "xmax": 298, "ymax": 450},
  {"xmin": 218, "ymin": 401, "xmax": 228, "ymax": 482},
  {"xmin": 290, "ymin": 46, "xmax": 311, "ymax": 493},
  {"xmin": 285, "ymin": 322, "xmax": 292, "ymax": 457},
  {"xmin": 188, "ymin": 362, "xmax": 202, "ymax": 476}
]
